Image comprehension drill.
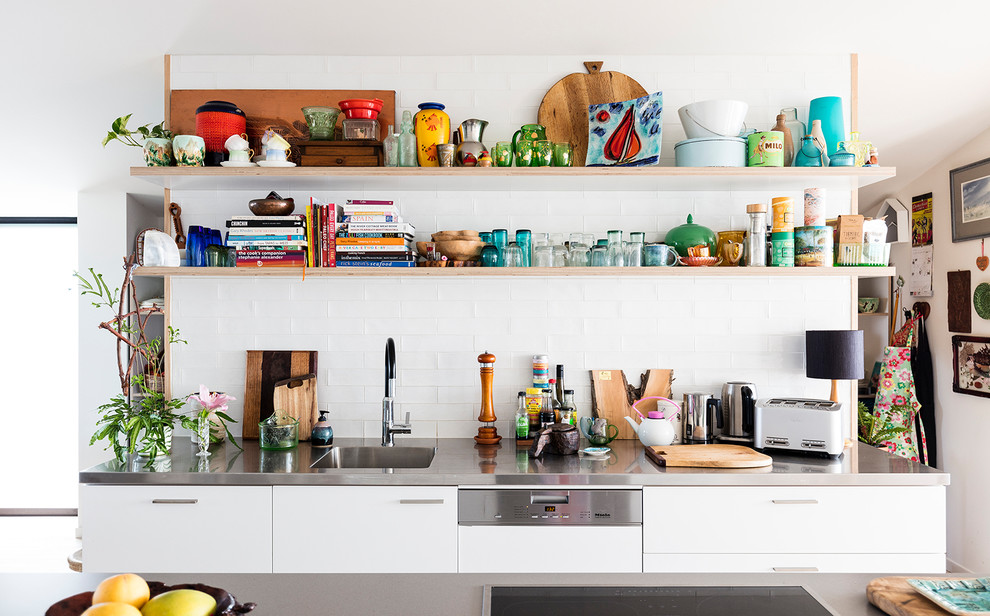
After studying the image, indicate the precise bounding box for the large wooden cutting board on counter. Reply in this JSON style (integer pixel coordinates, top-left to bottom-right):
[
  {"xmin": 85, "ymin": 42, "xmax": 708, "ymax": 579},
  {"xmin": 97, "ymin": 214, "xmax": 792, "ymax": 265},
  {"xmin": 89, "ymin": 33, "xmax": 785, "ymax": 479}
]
[
  {"xmin": 273, "ymin": 374, "xmax": 318, "ymax": 441},
  {"xmin": 645, "ymin": 444, "xmax": 772, "ymax": 468},
  {"xmin": 867, "ymin": 577, "xmax": 980, "ymax": 616},
  {"xmin": 538, "ymin": 61, "xmax": 648, "ymax": 166},
  {"xmin": 243, "ymin": 350, "xmax": 318, "ymax": 439}
]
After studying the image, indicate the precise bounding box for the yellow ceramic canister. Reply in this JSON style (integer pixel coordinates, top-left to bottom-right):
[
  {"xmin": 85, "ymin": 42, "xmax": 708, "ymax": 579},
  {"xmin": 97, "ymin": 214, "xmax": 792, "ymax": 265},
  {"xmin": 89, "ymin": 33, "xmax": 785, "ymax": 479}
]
[
  {"xmin": 414, "ymin": 102, "xmax": 450, "ymax": 167},
  {"xmin": 771, "ymin": 196, "xmax": 794, "ymax": 233}
]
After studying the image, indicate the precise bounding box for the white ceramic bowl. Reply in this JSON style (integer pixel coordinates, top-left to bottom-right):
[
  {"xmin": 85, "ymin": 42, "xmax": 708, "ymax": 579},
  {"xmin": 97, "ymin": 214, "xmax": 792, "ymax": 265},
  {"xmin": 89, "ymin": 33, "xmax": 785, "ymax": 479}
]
[{"xmin": 678, "ymin": 100, "xmax": 749, "ymax": 138}]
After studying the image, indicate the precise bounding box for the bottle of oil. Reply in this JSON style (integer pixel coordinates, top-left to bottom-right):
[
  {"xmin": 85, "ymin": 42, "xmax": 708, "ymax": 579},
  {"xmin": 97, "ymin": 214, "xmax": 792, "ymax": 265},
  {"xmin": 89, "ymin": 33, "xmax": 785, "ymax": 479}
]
[
  {"xmin": 540, "ymin": 389, "xmax": 555, "ymax": 428},
  {"xmin": 548, "ymin": 378, "xmax": 562, "ymax": 422},
  {"xmin": 515, "ymin": 392, "xmax": 529, "ymax": 441},
  {"xmin": 561, "ymin": 390, "xmax": 577, "ymax": 426}
]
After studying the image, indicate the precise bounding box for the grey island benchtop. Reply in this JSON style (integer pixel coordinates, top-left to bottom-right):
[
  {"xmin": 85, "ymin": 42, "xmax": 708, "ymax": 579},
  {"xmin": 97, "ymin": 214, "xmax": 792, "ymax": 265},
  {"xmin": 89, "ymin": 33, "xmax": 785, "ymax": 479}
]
[{"xmin": 80, "ymin": 437, "xmax": 948, "ymax": 487}]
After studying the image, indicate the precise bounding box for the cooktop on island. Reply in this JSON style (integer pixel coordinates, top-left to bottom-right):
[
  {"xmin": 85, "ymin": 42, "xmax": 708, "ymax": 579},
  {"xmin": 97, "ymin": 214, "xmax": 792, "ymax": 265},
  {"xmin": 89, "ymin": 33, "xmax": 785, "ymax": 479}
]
[{"xmin": 486, "ymin": 585, "xmax": 836, "ymax": 616}]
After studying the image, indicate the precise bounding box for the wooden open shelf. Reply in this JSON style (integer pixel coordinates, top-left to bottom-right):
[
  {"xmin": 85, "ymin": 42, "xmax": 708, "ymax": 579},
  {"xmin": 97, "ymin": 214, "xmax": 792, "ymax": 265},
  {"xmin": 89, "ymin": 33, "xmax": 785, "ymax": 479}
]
[
  {"xmin": 134, "ymin": 265, "xmax": 896, "ymax": 278},
  {"xmin": 131, "ymin": 166, "xmax": 896, "ymax": 192}
]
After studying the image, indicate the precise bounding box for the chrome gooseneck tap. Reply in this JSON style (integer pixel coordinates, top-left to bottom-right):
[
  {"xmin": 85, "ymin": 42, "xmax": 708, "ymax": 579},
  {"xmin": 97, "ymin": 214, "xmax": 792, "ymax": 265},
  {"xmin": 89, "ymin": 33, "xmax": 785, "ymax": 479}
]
[{"xmin": 382, "ymin": 337, "xmax": 411, "ymax": 446}]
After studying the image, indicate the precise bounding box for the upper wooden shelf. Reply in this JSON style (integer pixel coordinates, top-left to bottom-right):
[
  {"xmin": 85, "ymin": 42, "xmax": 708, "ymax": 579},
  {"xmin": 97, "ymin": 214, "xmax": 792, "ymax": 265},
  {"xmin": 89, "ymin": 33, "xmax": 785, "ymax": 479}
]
[
  {"xmin": 134, "ymin": 265, "xmax": 895, "ymax": 278},
  {"xmin": 130, "ymin": 166, "xmax": 896, "ymax": 192}
]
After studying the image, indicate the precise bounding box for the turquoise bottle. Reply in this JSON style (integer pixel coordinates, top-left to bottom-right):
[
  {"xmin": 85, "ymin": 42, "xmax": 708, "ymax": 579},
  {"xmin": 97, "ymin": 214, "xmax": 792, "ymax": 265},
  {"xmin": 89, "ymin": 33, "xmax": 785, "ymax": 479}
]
[{"xmin": 794, "ymin": 136, "xmax": 824, "ymax": 167}]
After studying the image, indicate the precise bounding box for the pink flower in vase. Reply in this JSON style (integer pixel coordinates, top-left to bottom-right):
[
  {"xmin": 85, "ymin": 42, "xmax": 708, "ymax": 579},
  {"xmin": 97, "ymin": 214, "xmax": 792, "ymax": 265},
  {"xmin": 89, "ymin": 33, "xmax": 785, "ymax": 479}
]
[{"xmin": 188, "ymin": 384, "xmax": 235, "ymax": 415}]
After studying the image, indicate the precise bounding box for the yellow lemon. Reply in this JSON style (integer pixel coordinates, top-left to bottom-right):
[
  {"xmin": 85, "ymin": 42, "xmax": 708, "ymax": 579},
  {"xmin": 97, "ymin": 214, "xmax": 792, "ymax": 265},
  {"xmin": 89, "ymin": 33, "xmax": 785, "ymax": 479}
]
[
  {"xmin": 82, "ymin": 602, "xmax": 143, "ymax": 616},
  {"xmin": 140, "ymin": 589, "xmax": 216, "ymax": 616},
  {"xmin": 92, "ymin": 574, "xmax": 150, "ymax": 609}
]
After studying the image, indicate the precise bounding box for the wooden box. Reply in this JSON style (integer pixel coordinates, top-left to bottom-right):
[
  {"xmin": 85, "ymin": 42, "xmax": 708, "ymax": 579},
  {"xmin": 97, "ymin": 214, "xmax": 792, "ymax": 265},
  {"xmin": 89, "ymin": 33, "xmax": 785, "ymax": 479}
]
[{"xmin": 296, "ymin": 140, "xmax": 384, "ymax": 167}]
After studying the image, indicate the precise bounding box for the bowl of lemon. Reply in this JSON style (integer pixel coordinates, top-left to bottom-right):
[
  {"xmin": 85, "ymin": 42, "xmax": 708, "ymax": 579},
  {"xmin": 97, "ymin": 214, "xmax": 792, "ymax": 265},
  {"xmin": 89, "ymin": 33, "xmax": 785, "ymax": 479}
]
[{"xmin": 46, "ymin": 573, "xmax": 255, "ymax": 616}]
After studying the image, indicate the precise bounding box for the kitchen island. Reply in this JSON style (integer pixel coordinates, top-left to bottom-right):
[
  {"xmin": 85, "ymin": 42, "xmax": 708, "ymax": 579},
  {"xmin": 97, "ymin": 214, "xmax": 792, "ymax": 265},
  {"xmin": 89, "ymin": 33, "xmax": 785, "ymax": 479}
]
[
  {"xmin": 78, "ymin": 440, "xmax": 948, "ymax": 575},
  {"xmin": 10, "ymin": 571, "xmax": 947, "ymax": 616}
]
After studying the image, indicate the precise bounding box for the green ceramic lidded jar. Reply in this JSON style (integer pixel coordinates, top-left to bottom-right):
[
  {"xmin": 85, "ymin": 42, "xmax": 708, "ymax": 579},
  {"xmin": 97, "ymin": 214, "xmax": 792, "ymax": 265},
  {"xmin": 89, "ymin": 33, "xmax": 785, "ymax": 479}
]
[{"xmin": 664, "ymin": 214, "xmax": 717, "ymax": 257}]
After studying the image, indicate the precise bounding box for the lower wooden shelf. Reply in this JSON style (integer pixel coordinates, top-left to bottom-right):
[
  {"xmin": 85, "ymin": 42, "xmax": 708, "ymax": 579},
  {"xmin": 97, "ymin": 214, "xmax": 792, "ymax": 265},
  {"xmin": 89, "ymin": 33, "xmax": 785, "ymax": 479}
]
[{"xmin": 134, "ymin": 265, "xmax": 895, "ymax": 278}]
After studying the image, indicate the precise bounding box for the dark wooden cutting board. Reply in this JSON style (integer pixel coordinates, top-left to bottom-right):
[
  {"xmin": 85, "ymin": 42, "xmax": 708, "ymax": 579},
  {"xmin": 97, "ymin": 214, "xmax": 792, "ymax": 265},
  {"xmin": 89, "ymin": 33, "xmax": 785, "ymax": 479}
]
[
  {"xmin": 868, "ymin": 577, "xmax": 977, "ymax": 616},
  {"xmin": 538, "ymin": 61, "xmax": 647, "ymax": 167},
  {"xmin": 243, "ymin": 350, "xmax": 318, "ymax": 439}
]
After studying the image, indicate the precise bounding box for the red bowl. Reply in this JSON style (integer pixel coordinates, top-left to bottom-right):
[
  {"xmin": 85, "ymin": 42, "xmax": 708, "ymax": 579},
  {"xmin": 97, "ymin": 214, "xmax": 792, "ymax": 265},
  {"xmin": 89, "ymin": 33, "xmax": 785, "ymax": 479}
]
[
  {"xmin": 342, "ymin": 108, "xmax": 380, "ymax": 120},
  {"xmin": 338, "ymin": 98, "xmax": 384, "ymax": 113}
]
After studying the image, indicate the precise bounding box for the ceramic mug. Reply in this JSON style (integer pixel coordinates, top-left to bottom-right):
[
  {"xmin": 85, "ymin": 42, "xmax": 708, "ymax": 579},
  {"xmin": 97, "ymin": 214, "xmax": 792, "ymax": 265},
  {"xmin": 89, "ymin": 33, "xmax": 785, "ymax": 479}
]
[
  {"xmin": 644, "ymin": 243, "xmax": 679, "ymax": 266},
  {"xmin": 262, "ymin": 129, "xmax": 291, "ymax": 150},
  {"xmin": 266, "ymin": 146, "xmax": 291, "ymax": 162},
  {"xmin": 224, "ymin": 132, "xmax": 250, "ymax": 152},
  {"xmin": 228, "ymin": 149, "xmax": 254, "ymax": 162},
  {"xmin": 172, "ymin": 134, "xmax": 205, "ymax": 167}
]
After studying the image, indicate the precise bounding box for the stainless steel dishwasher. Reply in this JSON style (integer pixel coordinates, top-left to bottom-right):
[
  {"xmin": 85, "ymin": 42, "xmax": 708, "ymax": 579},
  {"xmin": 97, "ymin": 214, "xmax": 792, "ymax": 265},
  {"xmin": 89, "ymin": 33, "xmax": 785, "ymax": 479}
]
[{"xmin": 457, "ymin": 488, "xmax": 643, "ymax": 573}]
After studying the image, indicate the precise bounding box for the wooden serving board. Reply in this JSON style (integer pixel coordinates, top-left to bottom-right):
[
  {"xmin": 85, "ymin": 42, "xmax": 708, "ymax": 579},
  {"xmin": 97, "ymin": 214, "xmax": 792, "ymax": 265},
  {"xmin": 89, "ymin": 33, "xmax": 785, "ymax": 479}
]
[
  {"xmin": 868, "ymin": 577, "xmax": 977, "ymax": 616},
  {"xmin": 538, "ymin": 61, "xmax": 647, "ymax": 167},
  {"xmin": 169, "ymin": 89, "xmax": 396, "ymax": 165},
  {"xmin": 590, "ymin": 369, "xmax": 636, "ymax": 439},
  {"xmin": 243, "ymin": 350, "xmax": 318, "ymax": 439},
  {"xmin": 273, "ymin": 374, "xmax": 318, "ymax": 441},
  {"xmin": 645, "ymin": 444, "xmax": 772, "ymax": 468}
]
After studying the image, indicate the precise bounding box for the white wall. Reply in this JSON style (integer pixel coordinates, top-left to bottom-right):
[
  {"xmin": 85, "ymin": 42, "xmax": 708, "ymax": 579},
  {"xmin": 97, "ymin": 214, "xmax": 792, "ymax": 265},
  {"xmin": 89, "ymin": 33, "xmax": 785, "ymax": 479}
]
[{"xmin": 872, "ymin": 128, "xmax": 990, "ymax": 572}]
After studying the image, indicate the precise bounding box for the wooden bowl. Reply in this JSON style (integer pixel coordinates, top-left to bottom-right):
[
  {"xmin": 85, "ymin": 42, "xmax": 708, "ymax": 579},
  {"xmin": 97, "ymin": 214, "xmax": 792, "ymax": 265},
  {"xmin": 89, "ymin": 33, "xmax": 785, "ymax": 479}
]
[
  {"xmin": 435, "ymin": 239, "xmax": 486, "ymax": 261},
  {"xmin": 249, "ymin": 197, "xmax": 295, "ymax": 216},
  {"xmin": 432, "ymin": 230, "xmax": 480, "ymax": 242}
]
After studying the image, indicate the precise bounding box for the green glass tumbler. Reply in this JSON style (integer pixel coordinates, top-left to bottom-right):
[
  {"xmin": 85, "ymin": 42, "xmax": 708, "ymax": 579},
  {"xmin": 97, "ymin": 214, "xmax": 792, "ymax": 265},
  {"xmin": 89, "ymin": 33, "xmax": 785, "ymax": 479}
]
[
  {"xmin": 534, "ymin": 140, "xmax": 553, "ymax": 167},
  {"xmin": 515, "ymin": 141, "xmax": 534, "ymax": 167},
  {"xmin": 494, "ymin": 142, "xmax": 513, "ymax": 167},
  {"xmin": 552, "ymin": 142, "xmax": 573, "ymax": 167}
]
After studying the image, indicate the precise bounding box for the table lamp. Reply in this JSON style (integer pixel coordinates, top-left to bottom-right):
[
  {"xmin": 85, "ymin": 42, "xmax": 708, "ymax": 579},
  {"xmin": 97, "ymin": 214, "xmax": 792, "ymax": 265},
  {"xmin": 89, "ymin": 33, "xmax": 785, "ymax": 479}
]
[{"xmin": 805, "ymin": 330, "xmax": 864, "ymax": 404}]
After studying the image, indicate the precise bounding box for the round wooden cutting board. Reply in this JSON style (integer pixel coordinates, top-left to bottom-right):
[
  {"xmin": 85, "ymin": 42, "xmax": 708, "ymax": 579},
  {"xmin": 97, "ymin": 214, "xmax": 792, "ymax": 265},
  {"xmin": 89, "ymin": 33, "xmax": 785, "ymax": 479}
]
[{"xmin": 538, "ymin": 61, "xmax": 648, "ymax": 167}]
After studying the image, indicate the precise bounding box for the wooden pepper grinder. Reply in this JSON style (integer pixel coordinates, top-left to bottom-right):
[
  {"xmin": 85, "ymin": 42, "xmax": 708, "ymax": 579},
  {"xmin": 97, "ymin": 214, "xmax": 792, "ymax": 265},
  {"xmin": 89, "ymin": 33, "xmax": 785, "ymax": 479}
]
[{"xmin": 475, "ymin": 351, "xmax": 501, "ymax": 444}]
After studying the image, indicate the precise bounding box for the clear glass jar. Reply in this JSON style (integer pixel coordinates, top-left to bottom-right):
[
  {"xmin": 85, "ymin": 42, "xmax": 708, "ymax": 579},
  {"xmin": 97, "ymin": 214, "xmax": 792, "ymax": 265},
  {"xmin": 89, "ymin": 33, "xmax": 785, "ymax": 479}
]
[
  {"xmin": 606, "ymin": 229, "xmax": 625, "ymax": 266},
  {"xmin": 503, "ymin": 242, "xmax": 524, "ymax": 267},
  {"xmin": 590, "ymin": 245, "xmax": 608, "ymax": 267},
  {"xmin": 383, "ymin": 131, "xmax": 399, "ymax": 167},
  {"xmin": 745, "ymin": 204, "xmax": 768, "ymax": 266}
]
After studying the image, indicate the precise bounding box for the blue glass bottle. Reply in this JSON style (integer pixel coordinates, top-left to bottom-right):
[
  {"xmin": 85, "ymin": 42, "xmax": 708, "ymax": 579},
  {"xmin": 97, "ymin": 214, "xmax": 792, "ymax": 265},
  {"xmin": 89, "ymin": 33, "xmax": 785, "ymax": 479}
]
[
  {"xmin": 515, "ymin": 229, "xmax": 532, "ymax": 267},
  {"xmin": 794, "ymin": 136, "xmax": 824, "ymax": 168},
  {"xmin": 492, "ymin": 228, "xmax": 508, "ymax": 267}
]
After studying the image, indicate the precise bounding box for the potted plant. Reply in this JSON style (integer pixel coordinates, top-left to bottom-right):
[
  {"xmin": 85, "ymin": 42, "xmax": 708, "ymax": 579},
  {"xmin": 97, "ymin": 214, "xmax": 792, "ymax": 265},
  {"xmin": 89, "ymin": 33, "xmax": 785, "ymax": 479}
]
[
  {"xmin": 102, "ymin": 114, "xmax": 174, "ymax": 167},
  {"xmin": 77, "ymin": 256, "xmax": 187, "ymax": 463}
]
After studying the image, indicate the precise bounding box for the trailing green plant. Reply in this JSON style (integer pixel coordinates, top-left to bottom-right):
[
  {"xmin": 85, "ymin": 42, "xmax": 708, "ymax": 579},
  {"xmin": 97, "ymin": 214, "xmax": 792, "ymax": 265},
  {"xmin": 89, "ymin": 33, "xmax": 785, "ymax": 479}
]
[
  {"xmin": 101, "ymin": 114, "xmax": 172, "ymax": 148},
  {"xmin": 858, "ymin": 401, "xmax": 911, "ymax": 446},
  {"xmin": 92, "ymin": 375, "xmax": 186, "ymax": 463}
]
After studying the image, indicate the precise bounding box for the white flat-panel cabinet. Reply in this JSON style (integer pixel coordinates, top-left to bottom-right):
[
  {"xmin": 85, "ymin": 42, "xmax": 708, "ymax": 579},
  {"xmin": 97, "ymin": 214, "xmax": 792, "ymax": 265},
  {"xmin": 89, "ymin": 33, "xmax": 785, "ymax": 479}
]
[
  {"xmin": 80, "ymin": 485, "xmax": 273, "ymax": 573},
  {"xmin": 642, "ymin": 486, "xmax": 945, "ymax": 573},
  {"xmin": 272, "ymin": 486, "xmax": 457, "ymax": 573}
]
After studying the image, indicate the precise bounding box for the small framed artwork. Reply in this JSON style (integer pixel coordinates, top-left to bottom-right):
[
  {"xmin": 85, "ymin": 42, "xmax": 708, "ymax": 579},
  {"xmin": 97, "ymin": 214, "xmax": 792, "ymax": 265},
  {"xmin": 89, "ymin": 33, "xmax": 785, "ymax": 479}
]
[
  {"xmin": 950, "ymin": 157, "xmax": 990, "ymax": 242},
  {"xmin": 952, "ymin": 335, "xmax": 990, "ymax": 398}
]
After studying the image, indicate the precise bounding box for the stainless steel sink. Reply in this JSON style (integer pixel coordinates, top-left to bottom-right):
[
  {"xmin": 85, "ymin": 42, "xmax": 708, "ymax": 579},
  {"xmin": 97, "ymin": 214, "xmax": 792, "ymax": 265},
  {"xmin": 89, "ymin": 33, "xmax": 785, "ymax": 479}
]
[{"xmin": 310, "ymin": 446, "xmax": 436, "ymax": 469}]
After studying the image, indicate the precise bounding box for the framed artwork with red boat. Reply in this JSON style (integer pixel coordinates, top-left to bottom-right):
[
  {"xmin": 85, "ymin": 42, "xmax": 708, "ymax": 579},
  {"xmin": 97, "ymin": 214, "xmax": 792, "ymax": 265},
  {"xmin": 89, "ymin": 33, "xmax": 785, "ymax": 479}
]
[{"xmin": 586, "ymin": 91, "xmax": 663, "ymax": 167}]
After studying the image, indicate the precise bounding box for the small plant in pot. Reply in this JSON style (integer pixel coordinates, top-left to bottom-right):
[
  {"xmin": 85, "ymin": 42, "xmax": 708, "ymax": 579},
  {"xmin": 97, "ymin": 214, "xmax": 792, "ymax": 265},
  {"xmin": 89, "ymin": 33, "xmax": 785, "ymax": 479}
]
[
  {"xmin": 102, "ymin": 113, "xmax": 174, "ymax": 167},
  {"xmin": 77, "ymin": 257, "xmax": 187, "ymax": 464}
]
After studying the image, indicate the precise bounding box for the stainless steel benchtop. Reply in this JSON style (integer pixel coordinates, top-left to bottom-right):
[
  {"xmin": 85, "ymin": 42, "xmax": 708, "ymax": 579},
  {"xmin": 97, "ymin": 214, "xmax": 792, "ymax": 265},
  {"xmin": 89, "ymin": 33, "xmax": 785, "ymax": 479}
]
[{"xmin": 80, "ymin": 438, "xmax": 949, "ymax": 487}]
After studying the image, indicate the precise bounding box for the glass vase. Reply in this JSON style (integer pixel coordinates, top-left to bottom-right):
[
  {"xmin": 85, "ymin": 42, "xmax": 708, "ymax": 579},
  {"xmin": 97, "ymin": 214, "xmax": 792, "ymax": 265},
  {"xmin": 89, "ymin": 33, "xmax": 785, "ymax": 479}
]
[{"xmin": 196, "ymin": 416, "xmax": 211, "ymax": 458}]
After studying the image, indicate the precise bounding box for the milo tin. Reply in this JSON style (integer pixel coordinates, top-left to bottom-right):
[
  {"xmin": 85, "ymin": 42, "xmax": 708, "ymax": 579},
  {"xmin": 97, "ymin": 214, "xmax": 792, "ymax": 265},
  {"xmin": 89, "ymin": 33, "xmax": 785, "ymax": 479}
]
[
  {"xmin": 794, "ymin": 225, "xmax": 833, "ymax": 267},
  {"xmin": 747, "ymin": 131, "xmax": 785, "ymax": 167},
  {"xmin": 771, "ymin": 231, "xmax": 794, "ymax": 267}
]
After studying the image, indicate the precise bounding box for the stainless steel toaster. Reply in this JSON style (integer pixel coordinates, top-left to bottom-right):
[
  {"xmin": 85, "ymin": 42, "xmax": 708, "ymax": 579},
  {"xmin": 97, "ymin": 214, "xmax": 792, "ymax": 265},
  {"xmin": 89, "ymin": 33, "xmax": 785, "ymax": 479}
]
[{"xmin": 753, "ymin": 397, "xmax": 844, "ymax": 457}]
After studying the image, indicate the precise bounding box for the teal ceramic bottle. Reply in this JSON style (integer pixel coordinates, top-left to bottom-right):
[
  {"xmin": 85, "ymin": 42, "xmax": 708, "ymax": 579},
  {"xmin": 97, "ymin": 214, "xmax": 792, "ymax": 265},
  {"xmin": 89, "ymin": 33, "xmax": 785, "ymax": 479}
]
[{"xmin": 311, "ymin": 410, "xmax": 333, "ymax": 447}]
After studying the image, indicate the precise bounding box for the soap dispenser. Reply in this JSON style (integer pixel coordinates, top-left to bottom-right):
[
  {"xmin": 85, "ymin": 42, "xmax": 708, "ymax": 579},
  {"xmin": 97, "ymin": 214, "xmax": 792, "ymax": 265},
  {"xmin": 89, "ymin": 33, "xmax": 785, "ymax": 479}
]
[{"xmin": 311, "ymin": 410, "xmax": 334, "ymax": 447}]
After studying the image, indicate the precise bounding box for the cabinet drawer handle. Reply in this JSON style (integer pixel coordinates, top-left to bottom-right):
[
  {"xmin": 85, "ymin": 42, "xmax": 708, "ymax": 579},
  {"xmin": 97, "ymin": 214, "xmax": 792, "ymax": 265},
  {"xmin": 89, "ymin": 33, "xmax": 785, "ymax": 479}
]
[
  {"xmin": 771, "ymin": 499, "xmax": 819, "ymax": 505},
  {"xmin": 398, "ymin": 499, "xmax": 445, "ymax": 505},
  {"xmin": 151, "ymin": 499, "xmax": 199, "ymax": 505},
  {"xmin": 773, "ymin": 566, "xmax": 819, "ymax": 572}
]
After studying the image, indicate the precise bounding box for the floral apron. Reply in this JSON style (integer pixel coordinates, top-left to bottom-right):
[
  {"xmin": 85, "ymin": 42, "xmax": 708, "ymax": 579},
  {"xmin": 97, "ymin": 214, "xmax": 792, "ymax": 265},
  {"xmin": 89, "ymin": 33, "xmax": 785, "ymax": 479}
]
[{"xmin": 874, "ymin": 327, "xmax": 928, "ymax": 462}]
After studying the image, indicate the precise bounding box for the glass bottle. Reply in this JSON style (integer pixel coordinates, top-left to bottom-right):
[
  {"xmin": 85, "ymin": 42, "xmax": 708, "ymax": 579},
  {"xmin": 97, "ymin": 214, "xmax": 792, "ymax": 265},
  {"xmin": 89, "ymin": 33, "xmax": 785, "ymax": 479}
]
[
  {"xmin": 772, "ymin": 113, "xmax": 794, "ymax": 166},
  {"xmin": 555, "ymin": 365, "xmax": 565, "ymax": 404},
  {"xmin": 383, "ymin": 128, "xmax": 399, "ymax": 167},
  {"xmin": 606, "ymin": 229, "xmax": 625, "ymax": 266},
  {"xmin": 515, "ymin": 392, "xmax": 529, "ymax": 441},
  {"xmin": 397, "ymin": 110, "xmax": 418, "ymax": 167},
  {"xmin": 186, "ymin": 225, "xmax": 205, "ymax": 267},
  {"xmin": 779, "ymin": 107, "xmax": 805, "ymax": 167},
  {"xmin": 793, "ymin": 136, "xmax": 824, "ymax": 167},
  {"xmin": 840, "ymin": 131, "xmax": 869, "ymax": 167},
  {"xmin": 745, "ymin": 203, "xmax": 767, "ymax": 266},
  {"xmin": 548, "ymin": 378, "xmax": 562, "ymax": 422},
  {"xmin": 492, "ymin": 228, "xmax": 508, "ymax": 266},
  {"xmin": 540, "ymin": 389, "xmax": 555, "ymax": 428},
  {"xmin": 562, "ymin": 389, "xmax": 577, "ymax": 426}
]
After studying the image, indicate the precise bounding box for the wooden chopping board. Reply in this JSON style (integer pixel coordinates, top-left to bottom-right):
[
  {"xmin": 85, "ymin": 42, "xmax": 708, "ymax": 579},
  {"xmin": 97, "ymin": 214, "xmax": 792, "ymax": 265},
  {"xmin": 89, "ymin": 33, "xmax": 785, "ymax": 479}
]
[
  {"xmin": 243, "ymin": 350, "xmax": 318, "ymax": 439},
  {"xmin": 590, "ymin": 369, "xmax": 673, "ymax": 439},
  {"xmin": 645, "ymin": 444, "xmax": 772, "ymax": 468},
  {"xmin": 538, "ymin": 61, "xmax": 647, "ymax": 167},
  {"xmin": 868, "ymin": 577, "xmax": 980, "ymax": 616},
  {"xmin": 273, "ymin": 374, "xmax": 318, "ymax": 441}
]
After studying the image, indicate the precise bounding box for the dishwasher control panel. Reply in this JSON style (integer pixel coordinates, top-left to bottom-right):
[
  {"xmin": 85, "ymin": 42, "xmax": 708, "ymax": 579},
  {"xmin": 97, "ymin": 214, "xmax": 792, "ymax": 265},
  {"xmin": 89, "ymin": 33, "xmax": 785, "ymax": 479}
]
[{"xmin": 458, "ymin": 489, "xmax": 642, "ymax": 526}]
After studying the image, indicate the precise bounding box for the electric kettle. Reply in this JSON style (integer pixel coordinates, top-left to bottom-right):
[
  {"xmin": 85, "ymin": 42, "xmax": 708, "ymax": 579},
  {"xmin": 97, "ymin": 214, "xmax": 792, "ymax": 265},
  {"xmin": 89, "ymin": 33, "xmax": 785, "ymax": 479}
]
[{"xmin": 719, "ymin": 381, "xmax": 757, "ymax": 444}]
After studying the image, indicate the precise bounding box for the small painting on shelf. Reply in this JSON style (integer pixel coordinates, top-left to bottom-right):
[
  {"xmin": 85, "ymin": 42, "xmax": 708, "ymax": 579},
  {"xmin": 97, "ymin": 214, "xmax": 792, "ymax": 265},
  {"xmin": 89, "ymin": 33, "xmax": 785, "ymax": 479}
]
[
  {"xmin": 952, "ymin": 335, "xmax": 990, "ymax": 398},
  {"xmin": 586, "ymin": 92, "xmax": 662, "ymax": 167}
]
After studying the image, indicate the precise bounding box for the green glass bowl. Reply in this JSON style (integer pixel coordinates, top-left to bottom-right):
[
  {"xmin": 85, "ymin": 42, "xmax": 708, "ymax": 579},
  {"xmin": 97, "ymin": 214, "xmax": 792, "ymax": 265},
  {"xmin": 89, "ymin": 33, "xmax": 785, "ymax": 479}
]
[{"xmin": 259, "ymin": 418, "xmax": 299, "ymax": 450}]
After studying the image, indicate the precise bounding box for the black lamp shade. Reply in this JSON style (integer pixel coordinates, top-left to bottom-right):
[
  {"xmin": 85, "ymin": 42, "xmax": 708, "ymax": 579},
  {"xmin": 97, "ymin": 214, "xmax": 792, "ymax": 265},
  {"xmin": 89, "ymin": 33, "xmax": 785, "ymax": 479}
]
[{"xmin": 806, "ymin": 330, "xmax": 864, "ymax": 380}]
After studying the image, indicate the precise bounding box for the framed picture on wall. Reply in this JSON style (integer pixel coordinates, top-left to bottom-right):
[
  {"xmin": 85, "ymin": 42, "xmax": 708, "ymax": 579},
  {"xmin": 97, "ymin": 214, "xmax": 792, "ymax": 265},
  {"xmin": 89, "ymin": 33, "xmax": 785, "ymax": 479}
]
[
  {"xmin": 950, "ymin": 157, "xmax": 990, "ymax": 242},
  {"xmin": 951, "ymin": 335, "xmax": 990, "ymax": 398}
]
